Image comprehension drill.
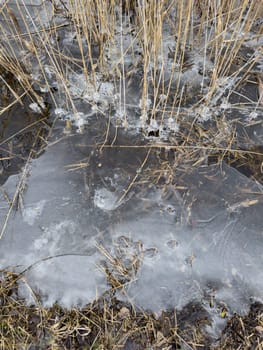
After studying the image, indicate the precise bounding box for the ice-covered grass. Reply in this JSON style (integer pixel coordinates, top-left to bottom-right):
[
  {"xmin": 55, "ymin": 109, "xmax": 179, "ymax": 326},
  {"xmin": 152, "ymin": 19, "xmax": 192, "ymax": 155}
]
[
  {"xmin": 0, "ymin": 0, "xmax": 261, "ymax": 183},
  {"xmin": 0, "ymin": 0, "xmax": 262, "ymax": 129}
]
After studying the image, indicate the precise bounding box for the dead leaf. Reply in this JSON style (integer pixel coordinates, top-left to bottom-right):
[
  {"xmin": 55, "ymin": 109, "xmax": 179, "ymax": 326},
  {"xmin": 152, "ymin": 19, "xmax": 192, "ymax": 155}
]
[
  {"xmin": 6, "ymin": 4, "xmax": 21, "ymax": 33},
  {"xmin": 228, "ymin": 199, "xmax": 259, "ymax": 212},
  {"xmin": 255, "ymin": 325, "xmax": 263, "ymax": 333},
  {"xmin": 155, "ymin": 331, "xmax": 168, "ymax": 347},
  {"xmin": 220, "ymin": 308, "xmax": 228, "ymax": 318},
  {"xmin": 118, "ymin": 307, "xmax": 130, "ymax": 319},
  {"xmin": 239, "ymin": 199, "xmax": 259, "ymax": 208}
]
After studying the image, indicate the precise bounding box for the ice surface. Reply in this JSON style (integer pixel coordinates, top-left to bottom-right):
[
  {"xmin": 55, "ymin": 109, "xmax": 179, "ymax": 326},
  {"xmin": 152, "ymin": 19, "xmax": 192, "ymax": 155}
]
[
  {"xmin": 110, "ymin": 167, "xmax": 263, "ymax": 313},
  {"xmin": 0, "ymin": 131, "xmax": 109, "ymax": 307},
  {"xmin": 94, "ymin": 188, "xmax": 120, "ymax": 211},
  {"xmin": 0, "ymin": 121, "xmax": 262, "ymax": 314},
  {"xmin": 22, "ymin": 199, "xmax": 46, "ymax": 226}
]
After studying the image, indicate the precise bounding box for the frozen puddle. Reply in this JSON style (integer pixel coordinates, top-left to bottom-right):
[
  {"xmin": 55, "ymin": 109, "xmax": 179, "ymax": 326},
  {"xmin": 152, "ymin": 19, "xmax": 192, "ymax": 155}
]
[
  {"xmin": 0, "ymin": 130, "xmax": 110, "ymax": 307},
  {"xmin": 111, "ymin": 164, "xmax": 263, "ymax": 314},
  {"xmin": 0, "ymin": 125, "xmax": 262, "ymax": 319}
]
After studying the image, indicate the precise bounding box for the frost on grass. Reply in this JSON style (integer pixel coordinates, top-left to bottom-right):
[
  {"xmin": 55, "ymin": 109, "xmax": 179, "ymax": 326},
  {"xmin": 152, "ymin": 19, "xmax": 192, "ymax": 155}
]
[{"xmin": 5, "ymin": 0, "xmax": 259, "ymax": 143}]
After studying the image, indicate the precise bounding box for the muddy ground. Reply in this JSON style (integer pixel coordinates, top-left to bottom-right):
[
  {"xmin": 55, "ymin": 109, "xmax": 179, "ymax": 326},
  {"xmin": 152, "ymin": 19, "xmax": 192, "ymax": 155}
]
[{"xmin": 0, "ymin": 270, "xmax": 263, "ymax": 350}]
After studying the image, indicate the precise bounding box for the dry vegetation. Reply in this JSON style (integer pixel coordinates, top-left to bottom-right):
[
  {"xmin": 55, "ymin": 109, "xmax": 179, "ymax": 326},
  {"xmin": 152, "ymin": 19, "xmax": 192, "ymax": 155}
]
[
  {"xmin": 0, "ymin": 0, "xmax": 262, "ymax": 167},
  {"xmin": 1, "ymin": 267, "xmax": 263, "ymax": 350},
  {"xmin": 0, "ymin": 0, "xmax": 263, "ymax": 349},
  {"xmin": 0, "ymin": 0, "xmax": 262, "ymax": 115}
]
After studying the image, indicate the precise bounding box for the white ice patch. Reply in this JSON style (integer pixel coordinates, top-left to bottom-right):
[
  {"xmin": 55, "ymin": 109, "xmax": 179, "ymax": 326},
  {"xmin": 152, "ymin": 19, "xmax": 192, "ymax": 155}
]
[
  {"xmin": 33, "ymin": 220, "xmax": 77, "ymax": 255},
  {"xmin": 54, "ymin": 108, "xmax": 69, "ymax": 117},
  {"xmin": 99, "ymin": 81, "xmax": 114, "ymax": 98},
  {"xmin": 247, "ymin": 111, "xmax": 258, "ymax": 121},
  {"xmin": 94, "ymin": 188, "xmax": 119, "ymax": 211},
  {"xmin": 44, "ymin": 65, "xmax": 55, "ymax": 80},
  {"xmin": 68, "ymin": 72, "xmax": 114, "ymax": 104},
  {"xmin": 167, "ymin": 118, "xmax": 180, "ymax": 133},
  {"xmin": 22, "ymin": 200, "xmax": 46, "ymax": 226},
  {"xmin": 197, "ymin": 106, "xmax": 212, "ymax": 122},
  {"xmin": 62, "ymin": 31, "xmax": 77, "ymax": 45},
  {"xmin": 24, "ymin": 254, "xmax": 106, "ymax": 308},
  {"xmin": 74, "ymin": 112, "xmax": 86, "ymax": 132},
  {"xmin": 149, "ymin": 118, "xmax": 158, "ymax": 132},
  {"xmin": 54, "ymin": 108, "xmax": 95, "ymax": 131},
  {"xmin": 220, "ymin": 98, "xmax": 232, "ymax": 110},
  {"xmin": 29, "ymin": 102, "xmax": 43, "ymax": 114},
  {"xmin": 139, "ymin": 98, "xmax": 152, "ymax": 110}
]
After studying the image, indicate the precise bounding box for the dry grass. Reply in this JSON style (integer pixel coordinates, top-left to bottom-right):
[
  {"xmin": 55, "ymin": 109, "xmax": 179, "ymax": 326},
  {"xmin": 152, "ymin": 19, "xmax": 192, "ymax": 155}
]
[
  {"xmin": 0, "ymin": 0, "xmax": 262, "ymax": 168},
  {"xmin": 1, "ymin": 265, "xmax": 262, "ymax": 350},
  {"xmin": 0, "ymin": 0, "xmax": 262, "ymax": 115}
]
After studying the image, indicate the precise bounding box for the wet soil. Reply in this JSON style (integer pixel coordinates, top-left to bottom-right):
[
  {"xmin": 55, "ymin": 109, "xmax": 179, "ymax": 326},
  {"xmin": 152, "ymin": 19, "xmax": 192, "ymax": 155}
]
[
  {"xmin": 0, "ymin": 66, "xmax": 50, "ymax": 185},
  {"xmin": 208, "ymin": 145, "xmax": 263, "ymax": 185}
]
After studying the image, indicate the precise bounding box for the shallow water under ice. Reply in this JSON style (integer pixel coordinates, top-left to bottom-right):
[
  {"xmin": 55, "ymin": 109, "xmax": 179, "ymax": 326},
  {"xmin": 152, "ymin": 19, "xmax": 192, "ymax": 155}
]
[{"xmin": 0, "ymin": 119, "xmax": 262, "ymax": 320}]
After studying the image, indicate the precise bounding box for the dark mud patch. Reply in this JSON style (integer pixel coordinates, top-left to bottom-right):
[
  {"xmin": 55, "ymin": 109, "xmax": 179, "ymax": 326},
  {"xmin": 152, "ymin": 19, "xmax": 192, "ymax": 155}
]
[
  {"xmin": 219, "ymin": 302, "xmax": 263, "ymax": 349},
  {"xmin": 0, "ymin": 66, "xmax": 50, "ymax": 185},
  {"xmin": 0, "ymin": 270, "xmax": 262, "ymax": 350},
  {"xmin": 208, "ymin": 146, "xmax": 263, "ymax": 184},
  {"xmin": 227, "ymin": 145, "xmax": 263, "ymax": 184}
]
